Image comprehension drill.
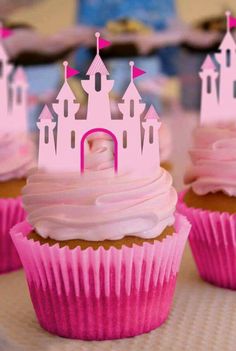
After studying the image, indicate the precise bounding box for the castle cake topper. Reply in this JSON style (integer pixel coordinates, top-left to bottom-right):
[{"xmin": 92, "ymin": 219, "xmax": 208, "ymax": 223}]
[
  {"xmin": 0, "ymin": 25, "xmax": 28, "ymax": 134},
  {"xmin": 37, "ymin": 32, "xmax": 161, "ymax": 175},
  {"xmin": 200, "ymin": 11, "xmax": 236, "ymax": 125}
]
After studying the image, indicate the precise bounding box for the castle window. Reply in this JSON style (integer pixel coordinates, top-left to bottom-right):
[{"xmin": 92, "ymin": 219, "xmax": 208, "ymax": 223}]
[
  {"xmin": 226, "ymin": 49, "xmax": 231, "ymax": 67},
  {"xmin": 71, "ymin": 130, "xmax": 76, "ymax": 149},
  {"xmin": 0, "ymin": 61, "xmax": 2, "ymax": 77},
  {"xmin": 123, "ymin": 130, "xmax": 127, "ymax": 149},
  {"xmin": 207, "ymin": 76, "xmax": 211, "ymax": 94},
  {"xmin": 95, "ymin": 72, "xmax": 101, "ymax": 92},
  {"xmin": 64, "ymin": 99, "xmax": 69, "ymax": 117},
  {"xmin": 130, "ymin": 99, "xmax": 134, "ymax": 117},
  {"xmin": 44, "ymin": 126, "xmax": 49, "ymax": 144},
  {"xmin": 149, "ymin": 126, "xmax": 154, "ymax": 144},
  {"xmin": 234, "ymin": 81, "xmax": 236, "ymax": 99},
  {"xmin": 16, "ymin": 87, "xmax": 22, "ymax": 104}
]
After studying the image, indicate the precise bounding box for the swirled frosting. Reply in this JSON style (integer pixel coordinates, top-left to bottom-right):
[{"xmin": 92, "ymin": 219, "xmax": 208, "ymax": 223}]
[
  {"xmin": 0, "ymin": 132, "xmax": 35, "ymax": 181},
  {"xmin": 22, "ymin": 136, "xmax": 177, "ymax": 241},
  {"xmin": 185, "ymin": 123, "xmax": 236, "ymax": 196}
]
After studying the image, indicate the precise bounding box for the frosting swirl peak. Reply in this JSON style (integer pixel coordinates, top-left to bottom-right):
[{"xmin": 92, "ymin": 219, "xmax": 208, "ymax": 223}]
[
  {"xmin": 22, "ymin": 166, "xmax": 177, "ymax": 241},
  {"xmin": 185, "ymin": 123, "xmax": 236, "ymax": 196}
]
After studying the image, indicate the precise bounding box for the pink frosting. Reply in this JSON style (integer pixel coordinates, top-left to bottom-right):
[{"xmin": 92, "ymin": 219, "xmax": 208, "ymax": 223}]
[
  {"xmin": 0, "ymin": 133, "xmax": 35, "ymax": 182},
  {"xmin": 22, "ymin": 137, "xmax": 177, "ymax": 241},
  {"xmin": 185, "ymin": 123, "xmax": 236, "ymax": 196}
]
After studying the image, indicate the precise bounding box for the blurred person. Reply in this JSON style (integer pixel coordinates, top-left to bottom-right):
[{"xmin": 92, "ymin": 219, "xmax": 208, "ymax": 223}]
[{"xmin": 74, "ymin": 0, "xmax": 221, "ymax": 112}]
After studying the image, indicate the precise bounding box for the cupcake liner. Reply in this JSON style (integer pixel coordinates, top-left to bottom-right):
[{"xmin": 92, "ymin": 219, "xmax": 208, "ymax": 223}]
[
  {"xmin": 11, "ymin": 213, "xmax": 190, "ymax": 340},
  {"xmin": 0, "ymin": 197, "xmax": 25, "ymax": 274},
  {"xmin": 178, "ymin": 190, "xmax": 236, "ymax": 290}
]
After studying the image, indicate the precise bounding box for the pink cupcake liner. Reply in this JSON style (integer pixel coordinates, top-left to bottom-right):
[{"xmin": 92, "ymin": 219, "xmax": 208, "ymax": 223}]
[
  {"xmin": 178, "ymin": 190, "xmax": 236, "ymax": 290},
  {"xmin": 0, "ymin": 197, "xmax": 26, "ymax": 274},
  {"xmin": 11, "ymin": 213, "xmax": 190, "ymax": 340}
]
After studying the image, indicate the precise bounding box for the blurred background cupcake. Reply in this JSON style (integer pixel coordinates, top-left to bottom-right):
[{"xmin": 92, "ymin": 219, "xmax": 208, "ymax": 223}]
[
  {"xmin": 0, "ymin": 37, "xmax": 36, "ymax": 273},
  {"xmin": 178, "ymin": 12, "xmax": 236, "ymax": 289}
]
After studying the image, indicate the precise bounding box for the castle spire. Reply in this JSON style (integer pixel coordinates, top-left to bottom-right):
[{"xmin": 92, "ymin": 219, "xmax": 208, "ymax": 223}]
[
  {"xmin": 199, "ymin": 55, "xmax": 219, "ymax": 125},
  {"xmin": 226, "ymin": 10, "xmax": 231, "ymax": 33},
  {"xmin": 11, "ymin": 67, "xmax": 28, "ymax": 133},
  {"xmin": 86, "ymin": 33, "xmax": 109, "ymax": 76},
  {"xmin": 63, "ymin": 60, "xmax": 68, "ymax": 82},
  {"xmin": 96, "ymin": 32, "xmax": 100, "ymax": 55},
  {"xmin": 142, "ymin": 104, "xmax": 161, "ymax": 173},
  {"xmin": 0, "ymin": 23, "xmax": 13, "ymax": 131},
  {"xmin": 37, "ymin": 105, "xmax": 56, "ymax": 170},
  {"xmin": 130, "ymin": 60, "xmax": 134, "ymax": 82}
]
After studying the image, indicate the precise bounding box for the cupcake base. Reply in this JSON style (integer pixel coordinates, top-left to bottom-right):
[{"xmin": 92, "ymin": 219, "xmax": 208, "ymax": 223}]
[
  {"xmin": 0, "ymin": 197, "xmax": 25, "ymax": 274},
  {"xmin": 11, "ymin": 214, "xmax": 190, "ymax": 340},
  {"xmin": 31, "ymin": 267, "xmax": 177, "ymax": 340},
  {"xmin": 178, "ymin": 190, "xmax": 236, "ymax": 290}
]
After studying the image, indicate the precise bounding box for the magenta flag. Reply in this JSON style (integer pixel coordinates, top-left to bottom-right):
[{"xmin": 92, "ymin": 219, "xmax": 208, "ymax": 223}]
[
  {"xmin": 229, "ymin": 16, "xmax": 236, "ymax": 29},
  {"xmin": 66, "ymin": 66, "xmax": 80, "ymax": 79},
  {"xmin": 99, "ymin": 37, "xmax": 111, "ymax": 50},
  {"xmin": 133, "ymin": 66, "xmax": 146, "ymax": 79},
  {"xmin": 0, "ymin": 28, "xmax": 13, "ymax": 39}
]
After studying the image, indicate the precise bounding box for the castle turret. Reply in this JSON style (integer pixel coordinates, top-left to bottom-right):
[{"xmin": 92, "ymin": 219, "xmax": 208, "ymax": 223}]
[
  {"xmin": 142, "ymin": 105, "xmax": 161, "ymax": 173},
  {"xmin": 199, "ymin": 55, "xmax": 219, "ymax": 125},
  {"xmin": 11, "ymin": 67, "xmax": 28, "ymax": 133},
  {"xmin": 37, "ymin": 105, "xmax": 56, "ymax": 170},
  {"xmin": 215, "ymin": 11, "xmax": 236, "ymax": 120},
  {"xmin": 81, "ymin": 33, "xmax": 114, "ymax": 128},
  {"xmin": 52, "ymin": 61, "xmax": 80, "ymax": 171},
  {"xmin": 117, "ymin": 61, "xmax": 145, "ymax": 172},
  {"xmin": 0, "ymin": 40, "xmax": 12, "ymax": 131}
]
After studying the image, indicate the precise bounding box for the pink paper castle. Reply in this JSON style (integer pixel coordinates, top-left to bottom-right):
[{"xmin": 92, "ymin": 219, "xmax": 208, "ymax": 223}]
[
  {"xmin": 0, "ymin": 38, "xmax": 28, "ymax": 133},
  {"xmin": 200, "ymin": 11, "xmax": 236, "ymax": 125},
  {"xmin": 37, "ymin": 33, "xmax": 161, "ymax": 175}
]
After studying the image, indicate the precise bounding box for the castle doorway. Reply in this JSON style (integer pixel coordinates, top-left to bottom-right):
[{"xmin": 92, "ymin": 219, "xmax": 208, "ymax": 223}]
[{"xmin": 80, "ymin": 128, "xmax": 118, "ymax": 172}]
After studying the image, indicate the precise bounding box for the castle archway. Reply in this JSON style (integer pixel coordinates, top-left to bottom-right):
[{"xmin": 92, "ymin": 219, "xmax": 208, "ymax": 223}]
[{"xmin": 80, "ymin": 128, "xmax": 118, "ymax": 172}]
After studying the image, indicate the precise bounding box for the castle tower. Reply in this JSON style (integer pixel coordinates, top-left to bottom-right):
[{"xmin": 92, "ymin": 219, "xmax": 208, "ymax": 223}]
[
  {"xmin": 117, "ymin": 61, "xmax": 145, "ymax": 173},
  {"xmin": 215, "ymin": 11, "xmax": 236, "ymax": 120},
  {"xmin": 52, "ymin": 61, "xmax": 80, "ymax": 171},
  {"xmin": 37, "ymin": 105, "xmax": 56, "ymax": 170},
  {"xmin": 0, "ymin": 40, "xmax": 12, "ymax": 131},
  {"xmin": 142, "ymin": 105, "xmax": 161, "ymax": 174},
  {"xmin": 11, "ymin": 67, "xmax": 28, "ymax": 133},
  {"xmin": 81, "ymin": 33, "xmax": 114, "ymax": 129},
  {"xmin": 199, "ymin": 55, "xmax": 219, "ymax": 125}
]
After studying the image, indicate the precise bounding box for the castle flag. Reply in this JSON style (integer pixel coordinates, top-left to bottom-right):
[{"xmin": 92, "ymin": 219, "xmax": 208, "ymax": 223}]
[
  {"xmin": 229, "ymin": 15, "xmax": 236, "ymax": 29},
  {"xmin": 98, "ymin": 37, "xmax": 111, "ymax": 49},
  {"xmin": 66, "ymin": 66, "xmax": 80, "ymax": 79},
  {"xmin": 0, "ymin": 27, "xmax": 13, "ymax": 39},
  {"xmin": 133, "ymin": 66, "xmax": 146, "ymax": 79}
]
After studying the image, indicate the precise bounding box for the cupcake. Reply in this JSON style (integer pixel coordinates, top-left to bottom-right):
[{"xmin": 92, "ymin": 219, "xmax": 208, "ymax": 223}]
[
  {"xmin": 178, "ymin": 123, "xmax": 236, "ymax": 289},
  {"xmin": 178, "ymin": 12, "xmax": 236, "ymax": 289},
  {"xmin": 0, "ymin": 41, "xmax": 35, "ymax": 273},
  {"xmin": 11, "ymin": 38, "xmax": 190, "ymax": 340}
]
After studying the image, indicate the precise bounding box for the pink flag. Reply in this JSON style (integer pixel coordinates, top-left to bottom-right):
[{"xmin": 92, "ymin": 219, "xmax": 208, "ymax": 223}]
[
  {"xmin": 66, "ymin": 66, "xmax": 80, "ymax": 79},
  {"xmin": 133, "ymin": 66, "xmax": 146, "ymax": 79},
  {"xmin": 99, "ymin": 37, "xmax": 111, "ymax": 50},
  {"xmin": 0, "ymin": 27, "xmax": 13, "ymax": 39},
  {"xmin": 229, "ymin": 16, "xmax": 236, "ymax": 29}
]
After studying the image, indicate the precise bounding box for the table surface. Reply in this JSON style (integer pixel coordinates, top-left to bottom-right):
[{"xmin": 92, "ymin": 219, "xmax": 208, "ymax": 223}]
[{"xmin": 1, "ymin": 113, "xmax": 235, "ymax": 351}]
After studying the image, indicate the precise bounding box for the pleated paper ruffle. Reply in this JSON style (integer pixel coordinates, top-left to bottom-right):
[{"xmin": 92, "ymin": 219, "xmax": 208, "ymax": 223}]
[
  {"xmin": 11, "ymin": 213, "xmax": 190, "ymax": 340},
  {"xmin": 0, "ymin": 197, "xmax": 25, "ymax": 274},
  {"xmin": 178, "ymin": 191, "xmax": 236, "ymax": 290}
]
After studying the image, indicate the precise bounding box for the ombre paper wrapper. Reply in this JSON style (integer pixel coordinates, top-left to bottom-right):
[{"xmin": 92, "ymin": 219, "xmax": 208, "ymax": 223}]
[
  {"xmin": 0, "ymin": 197, "xmax": 25, "ymax": 274},
  {"xmin": 11, "ymin": 213, "xmax": 190, "ymax": 340},
  {"xmin": 178, "ymin": 190, "xmax": 236, "ymax": 290}
]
